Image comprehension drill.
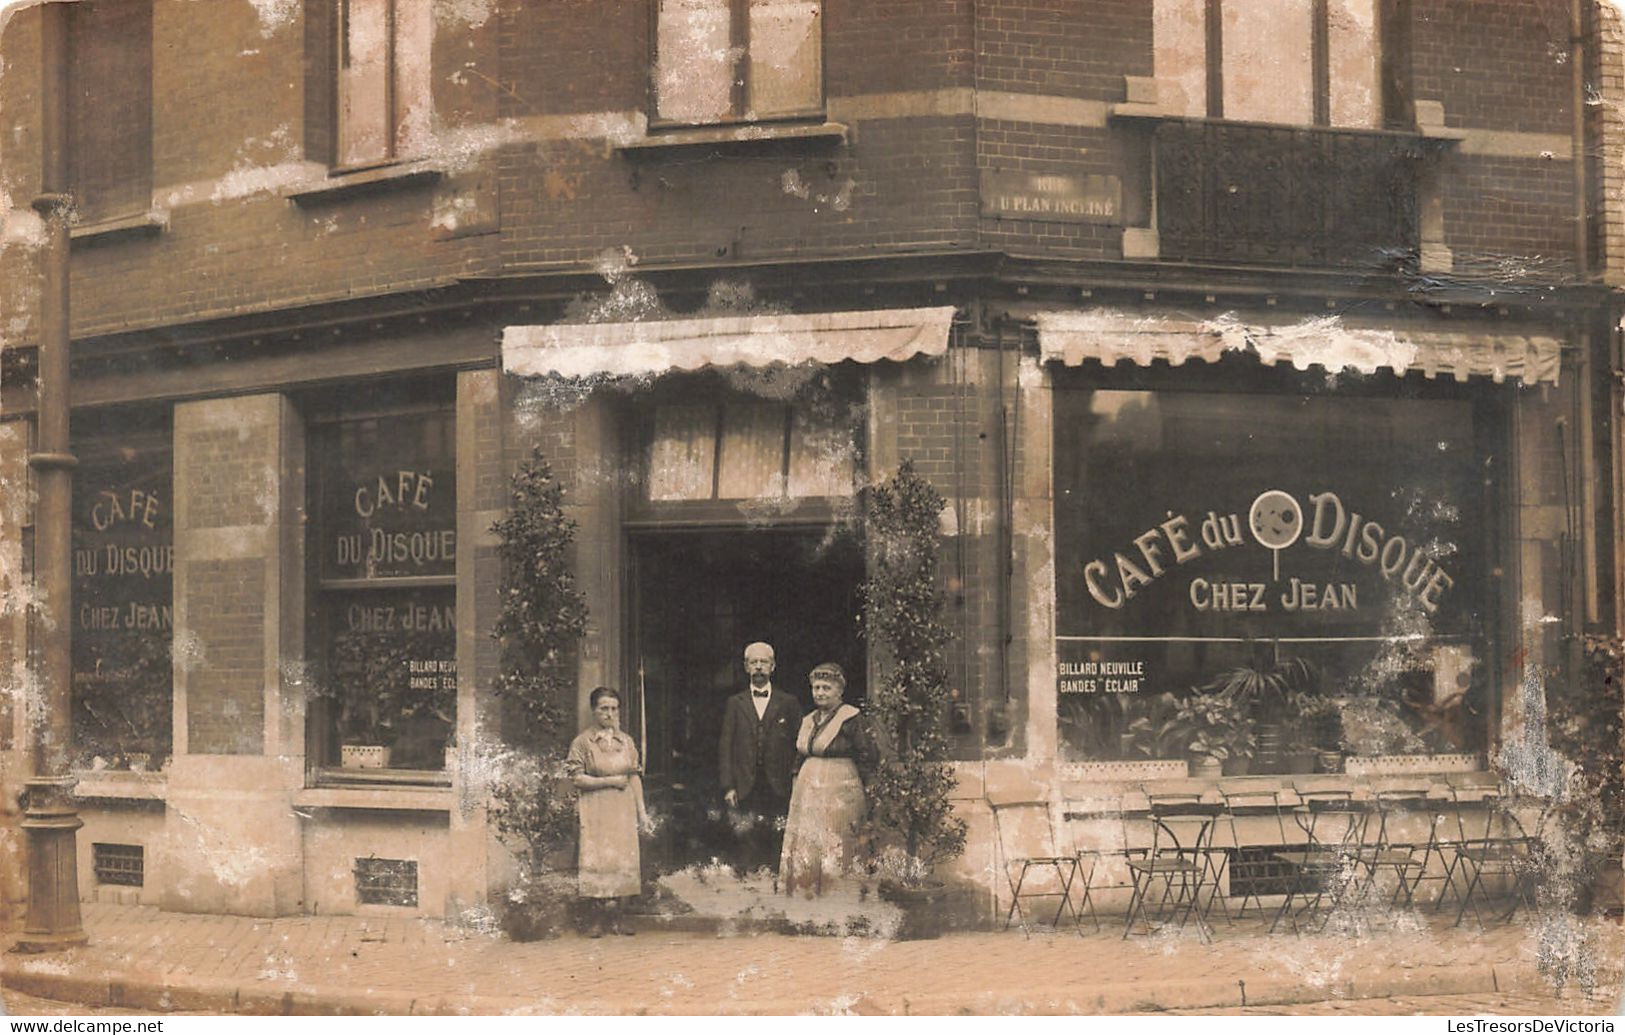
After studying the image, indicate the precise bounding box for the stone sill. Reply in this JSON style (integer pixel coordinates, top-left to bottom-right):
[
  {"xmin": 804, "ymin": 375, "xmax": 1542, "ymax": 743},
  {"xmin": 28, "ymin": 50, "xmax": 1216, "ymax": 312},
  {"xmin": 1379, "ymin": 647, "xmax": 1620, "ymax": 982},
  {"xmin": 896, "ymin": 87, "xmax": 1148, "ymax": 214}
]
[
  {"xmin": 69, "ymin": 211, "xmax": 165, "ymax": 245},
  {"xmin": 287, "ymin": 161, "xmax": 444, "ymax": 206},
  {"xmin": 1105, "ymin": 109, "xmax": 1460, "ymax": 150},
  {"xmin": 293, "ymin": 783, "xmax": 454, "ymax": 812},
  {"xmin": 619, "ymin": 120, "xmax": 848, "ymax": 155},
  {"xmin": 72, "ymin": 770, "xmax": 166, "ymax": 801}
]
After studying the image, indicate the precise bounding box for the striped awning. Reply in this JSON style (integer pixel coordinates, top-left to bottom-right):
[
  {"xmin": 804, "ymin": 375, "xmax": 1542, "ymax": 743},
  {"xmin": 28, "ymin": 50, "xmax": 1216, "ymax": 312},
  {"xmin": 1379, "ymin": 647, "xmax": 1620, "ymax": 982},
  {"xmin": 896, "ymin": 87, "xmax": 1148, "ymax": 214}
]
[
  {"xmin": 503, "ymin": 307, "xmax": 956, "ymax": 378},
  {"xmin": 1037, "ymin": 310, "xmax": 1562, "ymax": 386}
]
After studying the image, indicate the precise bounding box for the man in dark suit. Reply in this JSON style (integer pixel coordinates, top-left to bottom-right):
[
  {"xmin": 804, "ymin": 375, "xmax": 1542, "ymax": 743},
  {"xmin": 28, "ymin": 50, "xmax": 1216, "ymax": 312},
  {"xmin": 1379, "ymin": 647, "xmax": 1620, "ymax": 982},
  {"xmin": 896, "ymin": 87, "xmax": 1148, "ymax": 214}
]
[{"xmin": 718, "ymin": 641, "xmax": 802, "ymax": 877}]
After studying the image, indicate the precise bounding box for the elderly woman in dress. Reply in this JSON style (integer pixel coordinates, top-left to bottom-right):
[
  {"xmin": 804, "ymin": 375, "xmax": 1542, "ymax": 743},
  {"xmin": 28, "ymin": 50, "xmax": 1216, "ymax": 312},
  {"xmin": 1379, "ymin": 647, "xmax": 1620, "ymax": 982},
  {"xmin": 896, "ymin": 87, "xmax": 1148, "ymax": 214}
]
[
  {"xmin": 565, "ymin": 686, "xmax": 649, "ymax": 936},
  {"xmin": 779, "ymin": 663, "xmax": 882, "ymax": 897}
]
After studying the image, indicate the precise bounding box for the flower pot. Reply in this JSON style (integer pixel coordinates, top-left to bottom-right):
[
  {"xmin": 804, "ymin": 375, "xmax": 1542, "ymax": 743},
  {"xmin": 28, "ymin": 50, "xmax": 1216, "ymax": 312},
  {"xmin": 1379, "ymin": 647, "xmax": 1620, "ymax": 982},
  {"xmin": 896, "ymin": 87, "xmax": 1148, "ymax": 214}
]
[
  {"xmin": 1252, "ymin": 722, "xmax": 1284, "ymax": 774},
  {"xmin": 499, "ymin": 873, "xmax": 574, "ymax": 941},
  {"xmin": 1187, "ymin": 755, "xmax": 1223, "ymax": 780},
  {"xmin": 877, "ymin": 879, "xmax": 949, "ymax": 941},
  {"xmin": 1221, "ymin": 756, "xmax": 1251, "ymax": 777},
  {"xmin": 341, "ymin": 744, "xmax": 391, "ymax": 769},
  {"xmin": 1314, "ymin": 749, "xmax": 1345, "ymax": 774}
]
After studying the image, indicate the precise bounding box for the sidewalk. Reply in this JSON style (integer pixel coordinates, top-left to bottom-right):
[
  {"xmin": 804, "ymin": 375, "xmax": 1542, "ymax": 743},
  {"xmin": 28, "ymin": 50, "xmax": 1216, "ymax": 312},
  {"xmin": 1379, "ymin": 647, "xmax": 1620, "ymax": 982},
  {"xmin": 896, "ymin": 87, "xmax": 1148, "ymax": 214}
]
[{"xmin": 3, "ymin": 902, "xmax": 1621, "ymax": 1015}]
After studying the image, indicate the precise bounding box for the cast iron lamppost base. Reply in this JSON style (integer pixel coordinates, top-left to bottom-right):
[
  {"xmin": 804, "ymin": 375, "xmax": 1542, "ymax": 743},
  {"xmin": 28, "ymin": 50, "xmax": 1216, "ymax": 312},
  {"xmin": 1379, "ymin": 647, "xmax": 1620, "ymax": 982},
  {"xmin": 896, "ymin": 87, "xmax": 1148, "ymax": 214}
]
[{"xmin": 11, "ymin": 777, "xmax": 86, "ymax": 954}]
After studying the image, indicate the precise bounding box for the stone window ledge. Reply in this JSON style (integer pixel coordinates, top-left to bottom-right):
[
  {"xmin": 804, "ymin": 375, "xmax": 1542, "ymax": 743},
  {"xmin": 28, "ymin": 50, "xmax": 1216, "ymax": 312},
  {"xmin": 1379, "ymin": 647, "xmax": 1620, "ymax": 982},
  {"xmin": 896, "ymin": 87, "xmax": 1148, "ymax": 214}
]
[
  {"xmin": 618, "ymin": 120, "xmax": 848, "ymax": 156},
  {"xmin": 72, "ymin": 769, "xmax": 166, "ymax": 801},
  {"xmin": 294, "ymin": 783, "xmax": 454, "ymax": 812},
  {"xmin": 69, "ymin": 211, "xmax": 165, "ymax": 245},
  {"xmin": 287, "ymin": 161, "xmax": 444, "ymax": 206}
]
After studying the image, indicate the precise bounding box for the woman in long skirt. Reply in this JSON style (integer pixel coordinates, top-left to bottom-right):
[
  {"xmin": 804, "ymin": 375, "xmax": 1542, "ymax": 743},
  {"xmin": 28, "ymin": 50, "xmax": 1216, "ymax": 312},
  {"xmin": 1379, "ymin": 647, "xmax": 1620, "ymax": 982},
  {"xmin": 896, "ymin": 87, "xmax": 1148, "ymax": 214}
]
[
  {"xmin": 565, "ymin": 686, "xmax": 648, "ymax": 936},
  {"xmin": 780, "ymin": 663, "xmax": 881, "ymax": 897}
]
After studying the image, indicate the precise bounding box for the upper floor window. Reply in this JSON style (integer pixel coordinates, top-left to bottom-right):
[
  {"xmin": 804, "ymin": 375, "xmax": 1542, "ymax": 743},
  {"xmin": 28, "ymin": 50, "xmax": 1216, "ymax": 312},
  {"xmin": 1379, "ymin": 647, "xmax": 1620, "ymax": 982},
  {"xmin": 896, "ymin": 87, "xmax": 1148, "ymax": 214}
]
[
  {"xmin": 335, "ymin": 0, "xmax": 432, "ymax": 168},
  {"xmin": 1154, "ymin": 0, "xmax": 1407, "ymax": 129},
  {"xmin": 654, "ymin": 0, "xmax": 823, "ymax": 126},
  {"xmin": 68, "ymin": 0, "xmax": 153, "ymax": 222}
]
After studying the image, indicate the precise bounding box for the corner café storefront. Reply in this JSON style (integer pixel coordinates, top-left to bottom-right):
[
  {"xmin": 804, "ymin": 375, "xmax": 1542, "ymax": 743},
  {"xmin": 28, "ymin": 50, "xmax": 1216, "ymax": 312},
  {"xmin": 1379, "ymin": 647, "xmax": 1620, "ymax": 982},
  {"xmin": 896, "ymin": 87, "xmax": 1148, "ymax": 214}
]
[{"xmin": 1027, "ymin": 307, "xmax": 1574, "ymax": 898}]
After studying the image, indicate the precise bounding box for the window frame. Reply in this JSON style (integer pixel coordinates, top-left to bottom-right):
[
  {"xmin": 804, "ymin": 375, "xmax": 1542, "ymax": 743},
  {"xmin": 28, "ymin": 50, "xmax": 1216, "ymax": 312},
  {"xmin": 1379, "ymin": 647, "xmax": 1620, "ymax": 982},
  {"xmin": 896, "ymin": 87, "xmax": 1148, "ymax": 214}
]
[
  {"xmin": 648, "ymin": 0, "xmax": 828, "ymax": 130},
  {"xmin": 1048, "ymin": 357, "xmax": 1514, "ymax": 769},
  {"xmin": 1176, "ymin": 0, "xmax": 1412, "ymax": 130},
  {"xmin": 304, "ymin": 382, "xmax": 458, "ymax": 783},
  {"xmin": 330, "ymin": 0, "xmax": 432, "ymax": 173}
]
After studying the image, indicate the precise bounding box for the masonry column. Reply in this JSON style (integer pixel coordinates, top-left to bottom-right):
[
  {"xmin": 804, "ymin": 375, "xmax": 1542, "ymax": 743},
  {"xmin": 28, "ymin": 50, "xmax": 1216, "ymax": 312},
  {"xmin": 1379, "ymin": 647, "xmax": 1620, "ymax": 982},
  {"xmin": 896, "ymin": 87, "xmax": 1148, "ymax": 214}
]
[
  {"xmin": 0, "ymin": 419, "xmax": 32, "ymax": 924},
  {"xmin": 161, "ymin": 395, "xmax": 305, "ymax": 915}
]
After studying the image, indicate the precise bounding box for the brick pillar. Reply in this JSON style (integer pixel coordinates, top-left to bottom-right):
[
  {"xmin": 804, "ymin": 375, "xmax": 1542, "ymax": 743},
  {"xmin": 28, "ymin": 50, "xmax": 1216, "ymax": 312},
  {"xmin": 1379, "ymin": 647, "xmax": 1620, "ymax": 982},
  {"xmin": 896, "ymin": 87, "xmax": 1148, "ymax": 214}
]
[
  {"xmin": 161, "ymin": 394, "xmax": 305, "ymax": 915},
  {"xmin": 0, "ymin": 419, "xmax": 32, "ymax": 922}
]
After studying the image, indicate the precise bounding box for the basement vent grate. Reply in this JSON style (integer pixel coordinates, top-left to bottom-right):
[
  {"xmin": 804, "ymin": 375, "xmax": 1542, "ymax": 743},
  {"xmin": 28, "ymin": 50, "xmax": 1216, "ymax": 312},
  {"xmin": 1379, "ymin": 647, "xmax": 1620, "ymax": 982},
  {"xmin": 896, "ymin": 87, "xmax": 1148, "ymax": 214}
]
[
  {"xmin": 93, "ymin": 842, "xmax": 144, "ymax": 887},
  {"xmin": 354, "ymin": 857, "xmax": 418, "ymax": 907}
]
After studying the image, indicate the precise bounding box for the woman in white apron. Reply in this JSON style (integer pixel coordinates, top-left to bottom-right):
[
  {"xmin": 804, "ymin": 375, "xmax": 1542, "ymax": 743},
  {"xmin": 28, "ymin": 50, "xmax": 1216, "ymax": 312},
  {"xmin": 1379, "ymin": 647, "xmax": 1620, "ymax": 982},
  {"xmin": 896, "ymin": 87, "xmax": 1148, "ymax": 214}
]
[{"xmin": 565, "ymin": 686, "xmax": 649, "ymax": 935}]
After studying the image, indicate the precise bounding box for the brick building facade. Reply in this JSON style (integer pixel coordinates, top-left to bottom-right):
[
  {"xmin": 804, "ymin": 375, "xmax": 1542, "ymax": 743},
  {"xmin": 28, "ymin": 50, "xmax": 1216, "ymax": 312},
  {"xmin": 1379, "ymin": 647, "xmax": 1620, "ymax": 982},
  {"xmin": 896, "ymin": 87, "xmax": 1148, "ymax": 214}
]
[{"xmin": 0, "ymin": 0, "xmax": 1617, "ymax": 924}]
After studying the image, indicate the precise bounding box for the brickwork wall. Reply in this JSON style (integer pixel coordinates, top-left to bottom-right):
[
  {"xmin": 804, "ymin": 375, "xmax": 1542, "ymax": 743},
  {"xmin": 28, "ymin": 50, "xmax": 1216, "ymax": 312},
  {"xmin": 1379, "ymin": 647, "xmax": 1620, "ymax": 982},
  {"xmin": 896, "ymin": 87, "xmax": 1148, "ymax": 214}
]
[
  {"xmin": 1413, "ymin": 0, "xmax": 1573, "ymax": 134},
  {"xmin": 1588, "ymin": 0, "xmax": 1625, "ymax": 280},
  {"xmin": 977, "ymin": 0, "xmax": 1151, "ymax": 98},
  {"xmin": 183, "ymin": 558, "xmax": 266, "ymax": 754},
  {"xmin": 1442, "ymin": 154, "xmax": 1580, "ymax": 276}
]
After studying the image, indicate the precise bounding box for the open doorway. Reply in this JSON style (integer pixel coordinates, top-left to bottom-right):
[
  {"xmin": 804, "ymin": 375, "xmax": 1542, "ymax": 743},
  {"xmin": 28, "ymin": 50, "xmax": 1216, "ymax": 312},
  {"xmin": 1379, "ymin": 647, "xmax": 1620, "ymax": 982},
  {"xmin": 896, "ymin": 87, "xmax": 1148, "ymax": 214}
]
[{"xmin": 629, "ymin": 528, "xmax": 865, "ymax": 873}]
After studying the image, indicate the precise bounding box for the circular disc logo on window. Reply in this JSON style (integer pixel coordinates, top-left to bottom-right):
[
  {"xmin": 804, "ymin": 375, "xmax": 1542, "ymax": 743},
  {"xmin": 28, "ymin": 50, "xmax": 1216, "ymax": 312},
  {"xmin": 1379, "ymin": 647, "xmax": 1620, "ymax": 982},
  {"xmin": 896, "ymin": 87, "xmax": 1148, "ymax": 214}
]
[{"xmin": 1249, "ymin": 490, "xmax": 1303, "ymax": 551}]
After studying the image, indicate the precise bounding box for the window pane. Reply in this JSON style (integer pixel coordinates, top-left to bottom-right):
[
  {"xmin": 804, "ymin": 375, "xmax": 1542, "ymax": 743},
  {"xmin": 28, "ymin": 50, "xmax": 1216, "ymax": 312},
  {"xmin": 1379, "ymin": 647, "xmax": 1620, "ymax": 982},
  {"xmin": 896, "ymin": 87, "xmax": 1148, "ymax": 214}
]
[
  {"xmin": 1221, "ymin": 0, "xmax": 1315, "ymax": 124},
  {"xmin": 72, "ymin": 419, "xmax": 173, "ymax": 768},
  {"xmin": 648, "ymin": 404, "xmax": 718, "ymax": 500},
  {"xmin": 717, "ymin": 403, "xmax": 786, "ymax": 499},
  {"xmin": 317, "ymin": 412, "xmax": 457, "ymax": 582},
  {"xmin": 1153, "ymin": 0, "xmax": 1208, "ymax": 118},
  {"xmin": 1327, "ymin": 0, "xmax": 1379, "ymax": 128},
  {"xmin": 786, "ymin": 407, "xmax": 854, "ymax": 497},
  {"xmin": 338, "ymin": 0, "xmax": 391, "ymax": 165},
  {"xmin": 324, "ymin": 587, "xmax": 456, "ymax": 770},
  {"xmin": 1052, "ymin": 388, "xmax": 1489, "ymax": 767},
  {"xmin": 657, "ymin": 0, "xmax": 735, "ymax": 124},
  {"xmin": 748, "ymin": 0, "xmax": 822, "ymax": 118}
]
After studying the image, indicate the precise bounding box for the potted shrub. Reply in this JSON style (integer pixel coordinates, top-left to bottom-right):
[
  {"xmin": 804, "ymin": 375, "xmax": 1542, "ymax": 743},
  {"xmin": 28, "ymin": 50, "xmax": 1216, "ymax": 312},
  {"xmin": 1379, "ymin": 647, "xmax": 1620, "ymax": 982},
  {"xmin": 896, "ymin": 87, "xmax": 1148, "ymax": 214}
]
[
  {"xmin": 486, "ymin": 448, "xmax": 590, "ymax": 940},
  {"xmin": 860, "ymin": 461, "xmax": 968, "ymax": 939},
  {"xmin": 1158, "ymin": 692, "xmax": 1255, "ymax": 778},
  {"xmin": 1544, "ymin": 635, "xmax": 1625, "ymax": 916}
]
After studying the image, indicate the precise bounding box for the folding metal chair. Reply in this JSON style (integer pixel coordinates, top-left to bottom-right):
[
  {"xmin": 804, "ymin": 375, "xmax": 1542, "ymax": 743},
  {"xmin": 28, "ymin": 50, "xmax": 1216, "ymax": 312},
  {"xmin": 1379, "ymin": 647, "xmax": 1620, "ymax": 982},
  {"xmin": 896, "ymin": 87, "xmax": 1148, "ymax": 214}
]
[
  {"xmin": 988, "ymin": 795, "xmax": 1083, "ymax": 936},
  {"xmin": 1453, "ymin": 789, "xmax": 1545, "ymax": 928},
  {"xmin": 1216, "ymin": 786, "xmax": 1291, "ymax": 921},
  {"xmin": 1352, "ymin": 785, "xmax": 1437, "ymax": 912},
  {"xmin": 1270, "ymin": 789, "xmax": 1371, "ymax": 935},
  {"xmin": 1066, "ymin": 797, "xmax": 1133, "ymax": 933},
  {"xmin": 1124, "ymin": 795, "xmax": 1225, "ymax": 941}
]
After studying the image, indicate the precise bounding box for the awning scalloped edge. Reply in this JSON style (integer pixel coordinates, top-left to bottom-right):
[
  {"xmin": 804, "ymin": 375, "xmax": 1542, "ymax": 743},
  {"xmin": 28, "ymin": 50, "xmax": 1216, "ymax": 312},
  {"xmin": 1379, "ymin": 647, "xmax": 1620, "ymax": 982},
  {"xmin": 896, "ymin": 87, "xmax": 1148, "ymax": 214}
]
[
  {"xmin": 1036, "ymin": 310, "xmax": 1562, "ymax": 387},
  {"xmin": 502, "ymin": 306, "xmax": 957, "ymax": 378}
]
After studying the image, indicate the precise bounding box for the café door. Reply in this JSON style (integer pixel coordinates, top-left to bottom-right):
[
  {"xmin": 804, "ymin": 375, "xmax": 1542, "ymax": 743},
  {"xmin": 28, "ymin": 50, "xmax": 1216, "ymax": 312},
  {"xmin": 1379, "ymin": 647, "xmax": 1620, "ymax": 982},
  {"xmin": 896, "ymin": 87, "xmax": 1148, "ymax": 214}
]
[{"xmin": 628, "ymin": 528, "xmax": 864, "ymax": 873}]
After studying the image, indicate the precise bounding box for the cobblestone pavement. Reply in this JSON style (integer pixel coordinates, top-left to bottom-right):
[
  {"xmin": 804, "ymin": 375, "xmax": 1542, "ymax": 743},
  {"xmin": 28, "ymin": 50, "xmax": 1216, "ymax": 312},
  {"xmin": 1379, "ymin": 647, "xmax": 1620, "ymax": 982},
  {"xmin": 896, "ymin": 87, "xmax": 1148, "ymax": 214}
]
[{"xmin": 2, "ymin": 903, "xmax": 1620, "ymax": 1015}]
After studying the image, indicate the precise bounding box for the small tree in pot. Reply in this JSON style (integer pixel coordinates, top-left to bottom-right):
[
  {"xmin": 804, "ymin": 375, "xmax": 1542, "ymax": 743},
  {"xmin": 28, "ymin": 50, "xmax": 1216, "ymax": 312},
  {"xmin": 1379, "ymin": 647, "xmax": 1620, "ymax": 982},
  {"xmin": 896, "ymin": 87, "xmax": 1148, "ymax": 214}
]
[
  {"xmin": 860, "ymin": 461, "xmax": 967, "ymax": 936},
  {"xmin": 487, "ymin": 448, "xmax": 589, "ymax": 940}
]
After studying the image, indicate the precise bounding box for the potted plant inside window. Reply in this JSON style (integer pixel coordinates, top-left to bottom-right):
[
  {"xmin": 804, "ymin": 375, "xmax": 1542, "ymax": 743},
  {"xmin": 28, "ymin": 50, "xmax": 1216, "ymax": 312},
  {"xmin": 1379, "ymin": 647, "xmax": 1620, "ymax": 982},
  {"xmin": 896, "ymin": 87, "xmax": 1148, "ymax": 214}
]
[
  {"xmin": 860, "ymin": 461, "xmax": 968, "ymax": 939},
  {"xmin": 1290, "ymin": 693, "xmax": 1344, "ymax": 773},
  {"xmin": 1157, "ymin": 691, "xmax": 1255, "ymax": 778},
  {"xmin": 1202, "ymin": 656, "xmax": 1319, "ymax": 774}
]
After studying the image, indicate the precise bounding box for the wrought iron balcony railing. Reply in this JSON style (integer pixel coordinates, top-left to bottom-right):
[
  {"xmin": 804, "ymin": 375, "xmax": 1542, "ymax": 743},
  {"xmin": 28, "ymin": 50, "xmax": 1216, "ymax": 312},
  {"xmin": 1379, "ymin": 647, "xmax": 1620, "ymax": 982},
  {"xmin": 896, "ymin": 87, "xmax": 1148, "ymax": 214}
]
[{"xmin": 1153, "ymin": 119, "xmax": 1424, "ymax": 271}]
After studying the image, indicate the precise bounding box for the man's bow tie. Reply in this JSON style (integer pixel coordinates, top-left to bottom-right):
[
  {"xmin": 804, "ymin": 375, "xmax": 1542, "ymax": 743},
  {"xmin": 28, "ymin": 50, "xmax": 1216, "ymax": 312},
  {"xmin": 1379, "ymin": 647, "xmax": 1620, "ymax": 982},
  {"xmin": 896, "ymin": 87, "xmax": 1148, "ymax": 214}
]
[{"xmin": 752, "ymin": 689, "xmax": 770, "ymax": 699}]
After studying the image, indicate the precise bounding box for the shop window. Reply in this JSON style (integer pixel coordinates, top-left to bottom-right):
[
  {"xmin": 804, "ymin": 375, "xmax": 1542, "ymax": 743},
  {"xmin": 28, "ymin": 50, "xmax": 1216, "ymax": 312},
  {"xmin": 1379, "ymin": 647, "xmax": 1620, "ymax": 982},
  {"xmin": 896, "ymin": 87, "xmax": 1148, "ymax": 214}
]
[
  {"xmin": 1053, "ymin": 387, "xmax": 1496, "ymax": 771},
  {"xmin": 644, "ymin": 395, "xmax": 856, "ymax": 503},
  {"xmin": 654, "ymin": 0, "xmax": 823, "ymax": 126},
  {"xmin": 333, "ymin": 0, "xmax": 432, "ymax": 168},
  {"xmin": 68, "ymin": 0, "xmax": 154, "ymax": 222},
  {"xmin": 71, "ymin": 409, "xmax": 173, "ymax": 769},
  {"xmin": 1154, "ymin": 0, "xmax": 1401, "ymax": 128},
  {"xmin": 309, "ymin": 389, "xmax": 455, "ymax": 773}
]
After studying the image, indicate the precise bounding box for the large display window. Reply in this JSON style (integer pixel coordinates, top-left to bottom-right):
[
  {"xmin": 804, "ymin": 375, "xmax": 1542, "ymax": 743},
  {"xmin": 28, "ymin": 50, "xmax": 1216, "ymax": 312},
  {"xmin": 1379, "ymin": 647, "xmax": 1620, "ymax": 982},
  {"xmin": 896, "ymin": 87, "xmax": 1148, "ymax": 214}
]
[
  {"xmin": 308, "ymin": 383, "xmax": 456, "ymax": 773},
  {"xmin": 71, "ymin": 408, "xmax": 173, "ymax": 769},
  {"xmin": 1053, "ymin": 384, "xmax": 1502, "ymax": 773}
]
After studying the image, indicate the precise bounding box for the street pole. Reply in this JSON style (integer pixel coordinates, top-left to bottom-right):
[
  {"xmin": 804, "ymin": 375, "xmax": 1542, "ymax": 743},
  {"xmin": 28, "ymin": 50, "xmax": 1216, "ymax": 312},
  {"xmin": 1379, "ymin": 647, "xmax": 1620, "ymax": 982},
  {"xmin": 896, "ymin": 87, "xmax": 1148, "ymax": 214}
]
[{"xmin": 13, "ymin": 0, "xmax": 87, "ymax": 954}]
